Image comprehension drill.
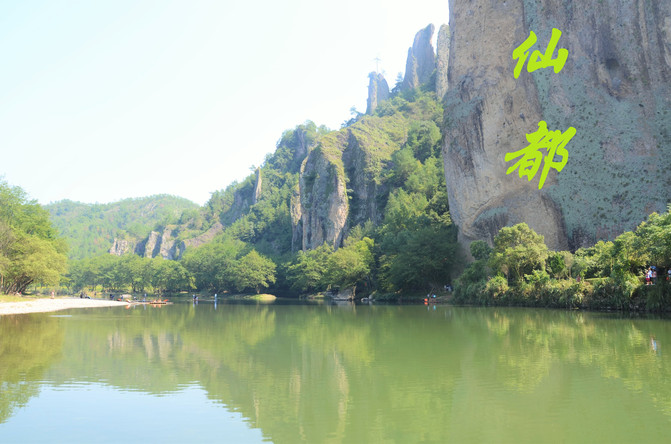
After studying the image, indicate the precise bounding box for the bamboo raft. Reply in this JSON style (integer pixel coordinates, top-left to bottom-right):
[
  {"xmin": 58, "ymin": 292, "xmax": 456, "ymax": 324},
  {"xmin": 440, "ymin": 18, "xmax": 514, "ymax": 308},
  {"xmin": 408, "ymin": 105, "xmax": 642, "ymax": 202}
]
[{"xmin": 126, "ymin": 300, "xmax": 173, "ymax": 306}]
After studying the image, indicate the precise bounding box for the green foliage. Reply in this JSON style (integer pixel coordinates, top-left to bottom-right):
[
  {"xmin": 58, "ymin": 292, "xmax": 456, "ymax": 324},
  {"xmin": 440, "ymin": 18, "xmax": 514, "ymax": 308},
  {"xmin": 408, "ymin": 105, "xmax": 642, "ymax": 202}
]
[
  {"xmin": 324, "ymin": 238, "xmax": 374, "ymax": 291},
  {"xmin": 547, "ymin": 252, "xmax": 566, "ymax": 278},
  {"xmin": 286, "ymin": 244, "xmax": 333, "ymax": 293},
  {"xmin": 66, "ymin": 254, "xmax": 194, "ymax": 294},
  {"xmin": 43, "ymin": 81, "xmax": 457, "ymax": 300},
  {"xmin": 485, "ymin": 275, "xmax": 509, "ymax": 300},
  {"xmin": 456, "ymin": 206, "xmax": 671, "ymax": 312},
  {"xmin": 180, "ymin": 238, "xmax": 244, "ymax": 292},
  {"xmin": 573, "ymin": 241, "xmax": 615, "ymax": 278},
  {"xmin": 470, "ymin": 240, "xmax": 492, "ymax": 261},
  {"xmin": 404, "ymin": 120, "xmax": 441, "ymax": 162},
  {"xmin": 229, "ymin": 250, "xmax": 277, "ymax": 294},
  {"xmin": 377, "ymin": 145, "xmax": 459, "ymax": 292},
  {"xmin": 489, "ymin": 223, "xmax": 548, "ymax": 283},
  {"xmin": 268, "ymin": 121, "xmax": 328, "ymax": 173},
  {"xmin": 151, "ymin": 259, "xmax": 195, "ymax": 294},
  {"xmin": 46, "ymin": 195, "xmax": 199, "ymax": 260},
  {"xmin": 0, "ymin": 180, "xmax": 67, "ymax": 294}
]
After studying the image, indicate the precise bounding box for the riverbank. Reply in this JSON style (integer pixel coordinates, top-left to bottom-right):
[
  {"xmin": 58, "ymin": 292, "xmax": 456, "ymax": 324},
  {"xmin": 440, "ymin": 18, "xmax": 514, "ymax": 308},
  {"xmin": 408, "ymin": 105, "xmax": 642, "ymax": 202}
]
[{"xmin": 0, "ymin": 297, "xmax": 128, "ymax": 316}]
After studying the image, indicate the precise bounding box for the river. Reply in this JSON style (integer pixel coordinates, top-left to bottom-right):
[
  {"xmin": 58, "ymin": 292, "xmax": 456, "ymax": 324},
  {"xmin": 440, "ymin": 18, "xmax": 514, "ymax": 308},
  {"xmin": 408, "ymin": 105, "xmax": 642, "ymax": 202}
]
[{"xmin": 1, "ymin": 301, "xmax": 670, "ymax": 443}]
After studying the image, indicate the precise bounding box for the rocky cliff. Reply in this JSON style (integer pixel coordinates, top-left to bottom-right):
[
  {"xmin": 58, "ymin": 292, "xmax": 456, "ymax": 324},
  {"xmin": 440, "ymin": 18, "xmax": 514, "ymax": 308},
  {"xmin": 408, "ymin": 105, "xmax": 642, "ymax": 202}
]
[
  {"xmin": 294, "ymin": 131, "xmax": 350, "ymax": 251},
  {"xmin": 402, "ymin": 24, "xmax": 436, "ymax": 91},
  {"xmin": 366, "ymin": 72, "xmax": 391, "ymax": 114},
  {"xmin": 136, "ymin": 228, "xmax": 180, "ymax": 260},
  {"xmin": 291, "ymin": 107, "xmax": 435, "ymax": 251},
  {"xmin": 127, "ymin": 26, "xmax": 448, "ymax": 258},
  {"xmin": 443, "ymin": 0, "xmax": 671, "ymax": 251},
  {"xmin": 435, "ymin": 24, "xmax": 450, "ymax": 100},
  {"xmin": 109, "ymin": 238, "xmax": 134, "ymax": 256}
]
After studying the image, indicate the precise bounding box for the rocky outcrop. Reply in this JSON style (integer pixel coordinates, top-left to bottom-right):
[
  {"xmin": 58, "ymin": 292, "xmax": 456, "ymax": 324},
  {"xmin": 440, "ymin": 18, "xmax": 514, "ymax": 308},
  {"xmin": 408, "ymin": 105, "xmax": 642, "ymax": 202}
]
[
  {"xmin": 342, "ymin": 115, "xmax": 404, "ymax": 227},
  {"xmin": 135, "ymin": 228, "xmax": 181, "ymax": 260},
  {"xmin": 109, "ymin": 238, "xmax": 134, "ymax": 256},
  {"xmin": 435, "ymin": 24, "xmax": 450, "ymax": 100},
  {"xmin": 290, "ymin": 184, "xmax": 303, "ymax": 251},
  {"xmin": 291, "ymin": 113, "xmax": 406, "ymax": 251},
  {"xmin": 132, "ymin": 221, "xmax": 224, "ymax": 260},
  {"xmin": 183, "ymin": 221, "xmax": 224, "ymax": 250},
  {"xmin": 327, "ymin": 287, "xmax": 355, "ymax": 301},
  {"xmin": 296, "ymin": 132, "xmax": 349, "ymax": 250},
  {"xmin": 219, "ymin": 174, "xmax": 259, "ymax": 225},
  {"xmin": 402, "ymin": 24, "xmax": 436, "ymax": 91},
  {"xmin": 253, "ymin": 168, "xmax": 262, "ymax": 204},
  {"xmin": 366, "ymin": 72, "xmax": 390, "ymax": 114},
  {"xmin": 443, "ymin": 0, "xmax": 671, "ymax": 251}
]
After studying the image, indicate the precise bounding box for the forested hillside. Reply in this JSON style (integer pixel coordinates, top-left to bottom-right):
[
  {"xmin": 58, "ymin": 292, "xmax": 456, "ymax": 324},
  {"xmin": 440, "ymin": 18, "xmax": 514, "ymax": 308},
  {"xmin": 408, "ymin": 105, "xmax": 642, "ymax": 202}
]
[
  {"xmin": 46, "ymin": 196, "xmax": 199, "ymax": 260},
  {"xmin": 63, "ymin": 84, "xmax": 460, "ymax": 297},
  {"xmin": 42, "ymin": 23, "xmax": 461, "ymax": 298}
]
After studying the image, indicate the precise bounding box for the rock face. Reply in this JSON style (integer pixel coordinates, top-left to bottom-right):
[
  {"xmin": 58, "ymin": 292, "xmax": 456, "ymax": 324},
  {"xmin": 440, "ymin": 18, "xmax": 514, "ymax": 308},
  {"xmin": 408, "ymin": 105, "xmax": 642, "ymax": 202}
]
[
  {"xmin": 133, "ymin": 220, "xmax": 224, "ymax": 260},
  {"xmin": 435, "ymin": 24, "xmax": 450, "ymax": 100},
  {"xmin": 402, "ymin": 24, "xmax": 436, "ymax": 91},
  {"xmin": 291, "ymin": 112, "xmax": 407, "ymax": 251},
  {"xmin": 443, "ymin": 0, "xmax": 671, "ymax": 251},
  {"xmin": 136, "ymin": 228, "xmax": 181, "ymax": 260},
  {"xmin": 183, "ymin": 221, "xmax": 224, "ymax": 250},
  {"xmin": 366, "ymin": 72, "xmax": 390, "ymax": 114},
  {"xmin": 253, "ymin": 168, "xmax": 262, "ymax": 205},
  {"xmin": 109, "ymin": 238, "xmax": 134, "ymax": 256},
  {"xmin": 295, "ymin": 131, "xmax": 350, "ymax": 251}
]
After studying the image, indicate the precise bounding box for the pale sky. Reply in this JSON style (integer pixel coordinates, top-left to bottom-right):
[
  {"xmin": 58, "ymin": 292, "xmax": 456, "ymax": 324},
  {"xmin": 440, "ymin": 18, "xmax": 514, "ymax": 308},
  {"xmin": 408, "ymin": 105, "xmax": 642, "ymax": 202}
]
[{"xmin": 0, "ymin": 0, "xmax": 448, "ymax": 206}]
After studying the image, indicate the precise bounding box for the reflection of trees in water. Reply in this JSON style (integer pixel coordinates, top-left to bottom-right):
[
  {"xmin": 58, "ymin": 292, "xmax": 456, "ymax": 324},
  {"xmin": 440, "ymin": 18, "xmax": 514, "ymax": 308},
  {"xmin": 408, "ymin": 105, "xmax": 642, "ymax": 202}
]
[
  {"xmin": 0, "ymin": 314, "xmax": 63, "ymax": 423},
  {"xmin": 12, "ymin": 305, "xmax": 671, "ymax": 442},
  {"xmin": 477, "ymin": 309, "xmax": 671, "ymax": 417}
]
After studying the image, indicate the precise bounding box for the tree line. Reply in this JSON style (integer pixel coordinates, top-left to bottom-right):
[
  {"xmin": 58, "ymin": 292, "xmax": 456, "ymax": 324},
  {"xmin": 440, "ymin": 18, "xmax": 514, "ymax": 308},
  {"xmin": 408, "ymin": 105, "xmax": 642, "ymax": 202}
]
[
  {"xmin": 66, "ymin": 245, "xmax": 276, "ymax": 296},
  {"xmin": 455, "ymin": 206, "xmax": 671, "ymax": 311},
  {"xmin": 0, "ymin": 180, "xmax": 67, "ymax": 294}
]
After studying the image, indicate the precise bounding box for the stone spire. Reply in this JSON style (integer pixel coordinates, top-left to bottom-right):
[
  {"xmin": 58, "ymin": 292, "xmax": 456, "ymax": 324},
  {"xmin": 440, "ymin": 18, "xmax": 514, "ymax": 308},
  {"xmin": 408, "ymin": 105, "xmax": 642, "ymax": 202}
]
[
  {"xmin": 435, "ymin": 24, "xmax": 450, "ymax": 99},
  {"xmin": 365, "ymin": 72, "xmax": 390, "ymax": 114},
  {"xmin": 402, "ymin": 24, "xmax": 436, "ymax": 90}
]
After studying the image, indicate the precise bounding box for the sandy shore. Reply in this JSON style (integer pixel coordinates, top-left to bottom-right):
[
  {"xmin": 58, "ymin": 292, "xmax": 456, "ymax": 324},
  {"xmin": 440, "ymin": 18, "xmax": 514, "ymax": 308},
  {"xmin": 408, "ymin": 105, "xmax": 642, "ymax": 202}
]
[{"xmin": 0, "ymin": 297, "xmax": 128, "ymax": 316}]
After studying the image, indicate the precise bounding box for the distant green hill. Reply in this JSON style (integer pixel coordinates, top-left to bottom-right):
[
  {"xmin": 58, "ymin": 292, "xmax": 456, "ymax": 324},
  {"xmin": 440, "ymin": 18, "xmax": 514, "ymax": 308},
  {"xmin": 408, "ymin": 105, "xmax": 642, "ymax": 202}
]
[{"xmin": 46, "ymin": 195, "xmax": 199, "ymax": 260}]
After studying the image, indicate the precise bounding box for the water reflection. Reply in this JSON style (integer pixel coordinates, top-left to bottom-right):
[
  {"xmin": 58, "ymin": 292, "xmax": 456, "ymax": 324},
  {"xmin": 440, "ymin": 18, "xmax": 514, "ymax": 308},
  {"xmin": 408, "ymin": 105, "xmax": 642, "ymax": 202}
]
[
  {"xmin": 1, "ymin": 304, "xmax": 671, "ymax": 442},
  {"xmin": 0, "ymin": 314, "xmax": 63, "ymax": 422}
]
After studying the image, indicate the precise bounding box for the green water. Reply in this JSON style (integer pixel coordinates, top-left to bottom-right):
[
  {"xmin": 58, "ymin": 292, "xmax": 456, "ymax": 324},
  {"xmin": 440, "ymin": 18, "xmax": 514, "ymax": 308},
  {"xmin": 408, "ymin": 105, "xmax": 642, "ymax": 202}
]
[{"xmin": 1, "ymin": 302, "xmax": 671, "ymax": 443}]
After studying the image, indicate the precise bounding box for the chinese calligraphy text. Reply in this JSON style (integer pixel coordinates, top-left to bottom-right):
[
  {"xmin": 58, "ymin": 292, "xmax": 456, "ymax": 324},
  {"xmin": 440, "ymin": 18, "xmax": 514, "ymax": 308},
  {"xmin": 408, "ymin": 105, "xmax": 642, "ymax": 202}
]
[
  {"xmin": 504, "ymin": 121, "xmax": 575, "ymax": 190},
  {"xmin": 512, "ymin": 28, "xmax": 568, "ymax": 79}
]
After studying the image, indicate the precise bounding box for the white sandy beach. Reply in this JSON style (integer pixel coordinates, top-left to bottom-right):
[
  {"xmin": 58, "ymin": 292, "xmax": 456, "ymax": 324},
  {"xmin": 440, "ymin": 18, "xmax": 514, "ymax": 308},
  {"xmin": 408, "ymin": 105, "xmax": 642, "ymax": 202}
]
[{"xmin": 0, "ymin": 297, "xmax": 128, "ymax": 315}]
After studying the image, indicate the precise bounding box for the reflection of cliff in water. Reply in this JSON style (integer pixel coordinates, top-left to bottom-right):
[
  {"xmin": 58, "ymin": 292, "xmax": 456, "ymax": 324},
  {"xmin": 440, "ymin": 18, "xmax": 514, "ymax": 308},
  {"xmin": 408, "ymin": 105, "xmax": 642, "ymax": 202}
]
[
  {"xmin": 0, "ymin": 314, "xmax": 64, "ymax": 423},
  {"xmin": 10, "ymin": 304, "xmax": 671, "ymax": 442}
]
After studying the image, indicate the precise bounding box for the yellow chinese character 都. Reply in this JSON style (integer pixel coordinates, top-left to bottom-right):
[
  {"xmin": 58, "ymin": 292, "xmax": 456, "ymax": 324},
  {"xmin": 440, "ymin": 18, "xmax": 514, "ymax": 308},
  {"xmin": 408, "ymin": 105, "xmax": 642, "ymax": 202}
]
[
  {"xmin": 505, "ymin": 121, "xmax": 575, "ymax": 189},
  {"xmin": 512, "ymin": 28, "xmax": 568, "ymax": 78}
]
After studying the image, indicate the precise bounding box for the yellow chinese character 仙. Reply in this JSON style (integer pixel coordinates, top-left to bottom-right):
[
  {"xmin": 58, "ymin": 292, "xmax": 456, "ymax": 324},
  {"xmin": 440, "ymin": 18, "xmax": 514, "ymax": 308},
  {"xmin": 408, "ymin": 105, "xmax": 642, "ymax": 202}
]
[
  {"xmin": 513, "ymin": 28, "xmax": 568, "ymax": 78},
  {"xmin": 505, "ymin": 121, "xmax": 575, "ymax": 189}
]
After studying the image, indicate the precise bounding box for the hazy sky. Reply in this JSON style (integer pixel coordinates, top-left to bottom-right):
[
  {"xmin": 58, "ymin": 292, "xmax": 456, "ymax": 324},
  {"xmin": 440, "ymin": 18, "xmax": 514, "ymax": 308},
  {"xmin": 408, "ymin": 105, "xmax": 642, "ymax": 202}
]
[{"xmin": 0, "ymin": 0, "xmax": 448, "ymax": 205}]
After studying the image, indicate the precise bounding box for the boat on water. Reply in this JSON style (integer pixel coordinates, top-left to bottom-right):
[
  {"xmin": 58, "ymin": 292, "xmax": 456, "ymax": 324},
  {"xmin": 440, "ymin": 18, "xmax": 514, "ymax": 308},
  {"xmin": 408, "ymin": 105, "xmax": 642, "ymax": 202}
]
[{"xmin": 126, "ymin": 300, "xmax": 173, "ymax": 306}]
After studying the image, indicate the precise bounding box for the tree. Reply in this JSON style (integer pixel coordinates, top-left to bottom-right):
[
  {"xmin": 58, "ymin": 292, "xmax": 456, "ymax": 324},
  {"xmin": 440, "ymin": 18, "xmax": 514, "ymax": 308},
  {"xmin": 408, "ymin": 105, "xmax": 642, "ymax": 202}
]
[
  {"xmin": 470, "ymin": 240, "xmax": 492, "ymax": 261},
  {"xmin": 152, "ymin": 259, "xmax": 194, "ymax": 294},
  {"xmin": 286, "ymin": 244, "xmax": 332, "ymax": 293},
  {"xmin": 404, "ymin": 120, "xmax": 441, "ymax": 162},
  {"xmin": 324, "ymin": 239, "xmax": 374, "ymax": 291},
  {"xmin": 0, "ymin": 181, "xmax": 67, "ymax": 294},
  {"xmin": 230, "ymin": 250, "xmax": 276, "ymax": 294},
  {"xmin": 573, "ymin": 241, "xmax": 615, "ymax": 278},
  {"xmin": 180, "ymin": 239, "xmax": 244, "ymax": 292},
  {"xmin": 633, "ymin": 207, "xmax": 671, "ymax": 268},
  {"xmin": 489, "ymin": 223, "xmax": 548, "ymax": 283}
]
